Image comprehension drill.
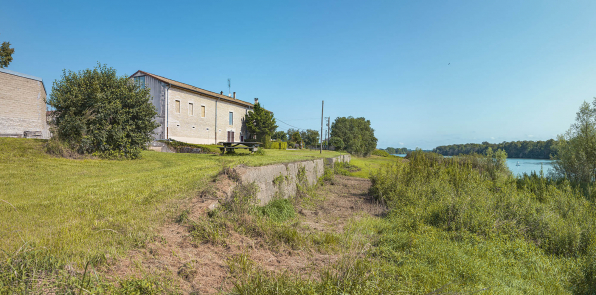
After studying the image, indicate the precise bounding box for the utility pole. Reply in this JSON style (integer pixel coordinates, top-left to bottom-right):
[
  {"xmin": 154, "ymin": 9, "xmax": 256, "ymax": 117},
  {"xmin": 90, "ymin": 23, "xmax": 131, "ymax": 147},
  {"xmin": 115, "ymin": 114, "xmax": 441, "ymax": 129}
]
[
  {"xmin": 327, "ymin": 117, "xmax": 330, "ymax": 150},
  {"xmin": 320, "ymin": 101, "xmax": 324, "ymax": 154}
]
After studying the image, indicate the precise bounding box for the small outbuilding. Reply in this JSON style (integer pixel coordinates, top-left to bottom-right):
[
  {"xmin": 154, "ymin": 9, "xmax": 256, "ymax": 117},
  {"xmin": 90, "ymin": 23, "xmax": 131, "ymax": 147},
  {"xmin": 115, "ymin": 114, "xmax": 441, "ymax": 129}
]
[{"xmin": 0, "ymin": 68, "xmax": 49, "ymax": 138}]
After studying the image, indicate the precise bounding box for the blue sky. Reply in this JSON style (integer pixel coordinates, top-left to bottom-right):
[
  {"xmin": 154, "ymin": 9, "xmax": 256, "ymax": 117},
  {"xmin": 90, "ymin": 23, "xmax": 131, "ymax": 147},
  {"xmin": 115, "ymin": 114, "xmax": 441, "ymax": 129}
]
[{"xmin": 3, "ymin": 0, "xmax": 596, "ymax": 149}]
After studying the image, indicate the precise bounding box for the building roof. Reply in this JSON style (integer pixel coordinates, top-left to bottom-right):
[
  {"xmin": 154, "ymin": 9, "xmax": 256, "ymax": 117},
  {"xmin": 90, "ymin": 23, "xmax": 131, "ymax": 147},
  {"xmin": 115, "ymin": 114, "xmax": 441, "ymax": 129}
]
[
  {"xmin": 0, "ymin": 68, "xmax": 47, "ymax": 94},
  {"xmin": 130, "ymin": 70, "xmax": 254, "ymax": 108}
]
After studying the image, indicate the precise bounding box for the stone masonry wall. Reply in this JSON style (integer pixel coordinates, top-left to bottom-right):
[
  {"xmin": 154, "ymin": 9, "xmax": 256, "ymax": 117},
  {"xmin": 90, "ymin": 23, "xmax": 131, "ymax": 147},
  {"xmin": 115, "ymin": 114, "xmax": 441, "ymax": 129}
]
[
  {"xmin": 232, "ymin": 155, "xmax": 351, "ymax": 205},
  {"xmin": 0, "ymin": 73, "xmax": 48, "ymax": 138}
]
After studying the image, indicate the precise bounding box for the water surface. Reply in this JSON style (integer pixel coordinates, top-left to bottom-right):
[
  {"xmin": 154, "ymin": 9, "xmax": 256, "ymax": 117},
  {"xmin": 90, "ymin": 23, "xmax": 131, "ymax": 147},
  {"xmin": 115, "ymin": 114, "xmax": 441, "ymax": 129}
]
[{"xmin": 393, "ymin": 154, "xmax": 554, "ymax": 176}]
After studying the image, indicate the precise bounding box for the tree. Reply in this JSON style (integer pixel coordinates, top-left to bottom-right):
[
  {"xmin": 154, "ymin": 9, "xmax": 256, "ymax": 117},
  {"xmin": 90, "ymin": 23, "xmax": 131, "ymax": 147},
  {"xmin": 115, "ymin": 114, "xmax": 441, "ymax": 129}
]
[
  {"xmin": 300, "ymin": 129, "xmax": 320, "ymax": 146},
  {"xmin": 329, "ymin": 137, "xmax": 344, "ymax": 150},
  {"xmin": 330, "ymin": 116, "xmax": 377, "ymax": 156},
  {"xmin": 385, "ymin": 147, "xmax": 396, "ymax": 154},
  {"xmin": 272, "ymin": 130, "xmax": 287, "ymax": 141},
  {"xmin": 48, "ymin": 63, "xmax": 157, "ymax": 159},
  {"xmin": 0, "ymin": 35, "xmax": 14, "ymax": 68},
  {"xmin": 552, "ymin": 100, "xmax": 596, "ymax": 183},
  {"xmin": 290, "ymin": 131, "xmax": 302, "ymax": 145},
  {"xmin": 245, "ymin": 102, "xmax": 277, "ymax": 145}
]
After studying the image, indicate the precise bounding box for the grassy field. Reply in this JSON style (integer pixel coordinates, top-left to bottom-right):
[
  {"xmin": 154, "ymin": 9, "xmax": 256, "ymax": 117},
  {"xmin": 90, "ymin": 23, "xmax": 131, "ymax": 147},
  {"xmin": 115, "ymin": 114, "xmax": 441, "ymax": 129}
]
[
  {"xmin": 0, "ymin": 138, "xmax": 343, "ymax": 264},
  {"xmin": 348, "ymin": 155, "xmax": 402, "ymax": 178}
]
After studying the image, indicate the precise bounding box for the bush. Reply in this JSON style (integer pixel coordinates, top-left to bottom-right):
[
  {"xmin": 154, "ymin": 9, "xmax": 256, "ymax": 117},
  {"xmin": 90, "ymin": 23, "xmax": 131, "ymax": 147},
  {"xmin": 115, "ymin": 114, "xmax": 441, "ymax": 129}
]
[
  {"xmin": 262, "ymin": 134, "xmax": 272, "ymax": 149},
  {"xmin": 269, "ymin": 141, "xmax": 288, "ymax": 150},
  {"xmin": 372, "ymin": 149, "xmax": 391, "ymax": 157},
  {"xmin": 159, "ymin": 139, "xmax": 220, "ymax": 154},
  {"xmin": 48, "ymin": 63, "xmax": 157, "ymax": 159}
]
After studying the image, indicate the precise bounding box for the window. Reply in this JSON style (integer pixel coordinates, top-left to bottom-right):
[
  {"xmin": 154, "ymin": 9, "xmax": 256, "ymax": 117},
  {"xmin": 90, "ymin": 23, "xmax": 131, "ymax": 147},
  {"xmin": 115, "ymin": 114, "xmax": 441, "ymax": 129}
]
[
  {"xmin": 175, "ymin": 100, "xmax": 180, "ymax": 113},
  {"xmin": 134, "ymin": 76, "xmax": 145, "ymax": 88},
  {"xmin": 201, "ymin": 105, "xmax": 206, "ymax": 118},
  {"xmin": 229, "ymin": 112, "xmax": 233, "ymax": 125},
  {"xmin": 189, "ymin": 103, "xmax": 194, "ymax": 116}
]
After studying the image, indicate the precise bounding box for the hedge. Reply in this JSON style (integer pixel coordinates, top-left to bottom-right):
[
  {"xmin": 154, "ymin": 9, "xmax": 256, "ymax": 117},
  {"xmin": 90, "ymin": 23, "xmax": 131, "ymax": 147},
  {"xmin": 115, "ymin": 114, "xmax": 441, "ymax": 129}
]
[{"xmin": 269, "ymin": 141, "xmax": 288, "ymax": 150}]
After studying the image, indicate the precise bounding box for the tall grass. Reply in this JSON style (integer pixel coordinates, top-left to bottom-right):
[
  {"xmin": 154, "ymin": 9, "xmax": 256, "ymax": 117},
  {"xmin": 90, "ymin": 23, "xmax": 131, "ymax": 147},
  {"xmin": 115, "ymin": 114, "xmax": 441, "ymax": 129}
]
[{"xmin": 231, "ymin": 150, "xmax": 596, "ymax": 293}]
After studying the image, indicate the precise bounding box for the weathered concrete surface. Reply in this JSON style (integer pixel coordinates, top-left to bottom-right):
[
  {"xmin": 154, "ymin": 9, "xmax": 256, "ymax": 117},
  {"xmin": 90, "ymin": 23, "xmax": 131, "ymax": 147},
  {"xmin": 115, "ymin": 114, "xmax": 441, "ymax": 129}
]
[
  {"xmin": 232, "ymin": 155, "xmax": 351, "ymax": 205},
  {"xmin": 325, "ymin": 154, "xmax": 351, "ymax": 167}
]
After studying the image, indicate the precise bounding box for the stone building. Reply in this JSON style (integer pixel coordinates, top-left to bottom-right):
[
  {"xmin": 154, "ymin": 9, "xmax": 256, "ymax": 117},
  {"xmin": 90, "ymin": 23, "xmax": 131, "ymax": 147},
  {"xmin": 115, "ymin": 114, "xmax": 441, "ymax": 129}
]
[
  {"xmin": 0, "ymin": 68, "xmax": 49, "ymax": 138},
  {"xmin": 130, "ymin": 70, "xmax": 256, "ymax": 144}
]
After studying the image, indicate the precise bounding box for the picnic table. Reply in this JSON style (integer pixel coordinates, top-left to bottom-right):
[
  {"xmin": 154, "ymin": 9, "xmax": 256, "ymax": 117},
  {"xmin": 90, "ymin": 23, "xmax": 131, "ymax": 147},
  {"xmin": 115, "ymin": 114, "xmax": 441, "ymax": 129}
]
[{"xmin": 218, "ymin": 142, "xmax": 261, "ymax": 154}]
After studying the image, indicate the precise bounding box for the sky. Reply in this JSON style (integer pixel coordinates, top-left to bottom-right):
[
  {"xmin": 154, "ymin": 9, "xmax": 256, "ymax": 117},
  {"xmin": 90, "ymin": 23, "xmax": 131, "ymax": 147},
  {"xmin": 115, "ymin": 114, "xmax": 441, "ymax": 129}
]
[{"xmin": 2, "ymin": 0, "xmax": 596, "ymax": 149}]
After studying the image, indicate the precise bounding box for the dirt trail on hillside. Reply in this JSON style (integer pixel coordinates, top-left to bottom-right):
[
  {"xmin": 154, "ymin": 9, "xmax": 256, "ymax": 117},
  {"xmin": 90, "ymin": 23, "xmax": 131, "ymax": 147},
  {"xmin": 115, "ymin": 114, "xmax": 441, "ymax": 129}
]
[{"xmin": 103, "ymin": 175, "xmax": 379, "ymax": 294}]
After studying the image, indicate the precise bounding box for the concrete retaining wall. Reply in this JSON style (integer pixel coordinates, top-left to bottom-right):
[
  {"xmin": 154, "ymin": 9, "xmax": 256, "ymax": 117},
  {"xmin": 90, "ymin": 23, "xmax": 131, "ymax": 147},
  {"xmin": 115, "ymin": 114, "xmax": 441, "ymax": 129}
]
[{"xmin": 232, "ymin": 155, "xmax": 351, "ymax": 205}]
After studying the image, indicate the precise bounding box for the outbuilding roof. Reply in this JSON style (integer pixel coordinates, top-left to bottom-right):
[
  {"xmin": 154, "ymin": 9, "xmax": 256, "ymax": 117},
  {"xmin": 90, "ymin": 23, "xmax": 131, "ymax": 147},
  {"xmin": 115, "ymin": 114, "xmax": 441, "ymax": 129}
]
[
  {"xmin": 130, "ymin": 70, "xmax": 254, "ymax": 108},
  {"xmin": 0, "ymin": 68, "xmax": 47, "ymax": 94}
]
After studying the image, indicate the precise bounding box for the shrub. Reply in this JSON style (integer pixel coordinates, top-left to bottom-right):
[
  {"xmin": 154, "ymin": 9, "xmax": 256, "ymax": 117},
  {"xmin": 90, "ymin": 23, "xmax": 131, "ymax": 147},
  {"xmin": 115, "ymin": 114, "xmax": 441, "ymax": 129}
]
[
  {"xmin": 372, "ymin": 149, "xmax": 391, "ymax": 157},
  {"xmin": 269, "ymin": 141, "xmax": 288, "ymax": 150},
  {"xmin": 159, "ymin": 139, "xmax": 220, "ymax": 154},
  {"xmin": 48, "ymin": 63, "xmax": 157, "ymax": 159}
]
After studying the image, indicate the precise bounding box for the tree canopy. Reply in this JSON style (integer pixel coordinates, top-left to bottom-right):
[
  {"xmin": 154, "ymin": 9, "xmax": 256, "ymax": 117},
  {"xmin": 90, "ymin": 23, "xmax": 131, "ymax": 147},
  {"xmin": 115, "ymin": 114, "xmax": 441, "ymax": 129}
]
[
  {"xmin": 272, "ymin": 130, "xmax": 287, "ymax": 141},
  {"xmin": 330, "ymin": 116, "xmax": 377, "ymax": 156},
  {"xmin": 300, "ymin": 129, "xmax": 320, "ymax": 146},
  {"xmin": 552, "ymin": 99, "xmax": 596, "ymax": 183},
  {"xmin": 245, "ymin": 102, "xmax": 277, "ymax": 144},
  {"xmin": 433, "ymin": 140, "xmax": 556, "ymax": 159},
  {"xmin": 48, "ymin": 63, "xmax": 157, "ymax": 159},
  {"xmin": 0, "ymin": 35, "xmax": 14, "ymax": 68}
]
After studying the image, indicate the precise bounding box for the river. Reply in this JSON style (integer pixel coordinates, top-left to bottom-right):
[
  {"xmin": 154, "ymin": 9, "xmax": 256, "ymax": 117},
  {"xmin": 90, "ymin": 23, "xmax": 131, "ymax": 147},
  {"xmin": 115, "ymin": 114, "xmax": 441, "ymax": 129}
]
[{"xmin": 393, "ymin": 154, "xmax": 554, "ymax": 176}]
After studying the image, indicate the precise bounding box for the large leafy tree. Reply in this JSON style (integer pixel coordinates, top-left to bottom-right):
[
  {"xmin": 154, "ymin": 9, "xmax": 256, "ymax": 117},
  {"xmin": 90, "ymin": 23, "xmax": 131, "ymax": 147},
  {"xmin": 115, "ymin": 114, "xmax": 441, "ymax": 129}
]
[
  {"xmin": 300, "ymin": 129, "xmax": 320, "ymax": 146},
  {"xmin": 48, "ymin": 63, "xmax": 157, "ymax": 159},
  {"xmin": 552, "ymin": 99, "xmax": 596, "ymax": 183},
  {"xmin": 245, "ymin": 102, "xmax": 277, "ymax": 144},
  {"xmin": 0, "ymin": 35, "xmax": 14, "ymax": 68},
  {"xmin": 330, "ymin": 116, "xmax": 377, "ymax": 156},
  {"xmin": 272, "ymin": 130, "xmax": 287, "ymax": 141}
]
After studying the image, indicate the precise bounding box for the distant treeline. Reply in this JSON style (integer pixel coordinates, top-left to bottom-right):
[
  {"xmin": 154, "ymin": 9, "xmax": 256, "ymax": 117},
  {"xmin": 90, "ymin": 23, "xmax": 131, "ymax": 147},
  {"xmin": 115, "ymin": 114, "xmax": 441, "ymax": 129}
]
[
  {"xmin": 432, "ymin": 139, "xmax": 557, "ymax": 159},
  {"xmin": 384, "ymin": 147, "xmax": 411, "ymax": 154}
]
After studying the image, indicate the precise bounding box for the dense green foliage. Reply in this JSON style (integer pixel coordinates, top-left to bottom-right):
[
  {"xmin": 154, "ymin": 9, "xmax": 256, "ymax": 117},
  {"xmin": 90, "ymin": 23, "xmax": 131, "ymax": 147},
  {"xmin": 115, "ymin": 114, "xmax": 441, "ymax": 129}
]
[
  {"xmin": 552, "ymin": 99, "xmax": 596, "ymax": 183},
  {"xmin": 385, "ymin": 147, "xmax": 409, "ymax": 154},
  {"xmin": 433, "ymin": 139, "xmax": 556, "ymax": 159},
  {"xmin": 272, "ymin": 130, "xmax": 287, "ymax": 141},
  {"xmin": 368, "ymin": 150, "xmax": 596, "ymax": 292},
  {"xmin": 245, "ymin": 102, "xmax": 277, "ymax": 146},
  {"xmin": 0, "ymin": 34, "xmax": 14, "ymax": 68},
  {"xmin": 270, "ymin": 141, "xmax": 288, "ymax": 150},
  {"xmin": 329, "ymin": 136, "xmax": 344, "ymax": 150},
  {"xmin": 159, "ymin": 139, "xmax": 220, "ymax": 153},
  {"xmin": 330, "ymin": 116, "xmax": 377, "ymax": 156},
  {"xmin": 300, "ymin": 129, "xmax": 320, "ymax": 146},
  {"xmin": 372, "ymin": 149, "xmax": 391, "ymax": 157},
  {"xmin": 48, "ymin": 64, "xmax": 157, "ymax": 159}
]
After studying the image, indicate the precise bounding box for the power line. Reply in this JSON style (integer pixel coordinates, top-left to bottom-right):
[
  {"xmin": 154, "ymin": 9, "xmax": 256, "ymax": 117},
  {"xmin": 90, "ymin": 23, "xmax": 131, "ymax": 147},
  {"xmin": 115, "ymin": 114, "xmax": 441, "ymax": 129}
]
[{"xmin": 276, "ymin": 118, "xmax": 307, "ymax": 131}]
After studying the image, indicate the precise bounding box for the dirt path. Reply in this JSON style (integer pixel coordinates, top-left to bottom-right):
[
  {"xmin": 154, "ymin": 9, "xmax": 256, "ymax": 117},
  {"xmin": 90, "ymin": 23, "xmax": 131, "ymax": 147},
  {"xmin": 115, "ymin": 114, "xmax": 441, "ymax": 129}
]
[{"xmin": 103, "ymin": 175, "xmax": 379, "ymax": 294}]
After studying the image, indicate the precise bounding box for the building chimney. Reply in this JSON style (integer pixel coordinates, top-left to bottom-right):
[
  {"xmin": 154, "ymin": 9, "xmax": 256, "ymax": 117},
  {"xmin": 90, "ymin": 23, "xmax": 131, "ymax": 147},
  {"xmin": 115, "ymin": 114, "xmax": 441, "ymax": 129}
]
[
  {"xmin": 254, "ymin": 98, "xmax": 259, "ymax": 105},
  {"xmin": 233, "ymin": 92, "xmax": 236, "ymax": 99},
  {"xmin": 220, "ymin": 91, "xmax": 223, "ymax": 95}
]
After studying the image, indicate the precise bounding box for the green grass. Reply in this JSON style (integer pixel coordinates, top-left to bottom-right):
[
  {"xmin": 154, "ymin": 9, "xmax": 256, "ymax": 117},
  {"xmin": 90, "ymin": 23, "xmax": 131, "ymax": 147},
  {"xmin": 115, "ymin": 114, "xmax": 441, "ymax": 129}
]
[
  {"xmin": 229, "ymin": 151, "xmax": 596, "ymax": 294},
  {"xmin": 348, "ymin": 155, "xmax": 401, "ymax": 178},
  {"xmin": 0, "ymin": 138, "xmax": 343, "ymax": 263}
]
